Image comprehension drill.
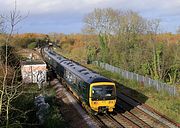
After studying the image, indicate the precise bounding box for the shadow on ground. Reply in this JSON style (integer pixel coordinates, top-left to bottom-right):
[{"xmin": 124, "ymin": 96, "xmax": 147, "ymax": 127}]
[{"xmin": 114, "ymin": 81, "xmax": 148, "ymax": 113}]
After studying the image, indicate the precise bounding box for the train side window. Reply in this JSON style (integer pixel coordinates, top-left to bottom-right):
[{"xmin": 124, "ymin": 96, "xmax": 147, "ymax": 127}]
[
  {"xmin": 71, "ymin": 74, "xmax": 76, "ymax": 84},
  {"xmin": 65, "ymin": 70, "xmax": 71, "ymax": 82},
  {"xmin": 69, "ymin": 73, "xmax": 73, "ymax": 82},
  {"xmin": 76, "ymin": 77, "xmax": 80, "ymax": 85},
  {"xmin": 65, "ymin": 70, "xmax": 69, "ymax": 79},
  {"xmin": 79, "ymin": 82, "xmax": 86, "ymax": 91},
  {"xmin": 66, "ymin": 71, "xmax": 75, "ymax": 84},
  {"xmin": 82, "ymin": 85, "xmax": 86, "ymax": 90},
  {"xmin": 73, "ymin": 77, "xmax": 77, "ymax": 84}
]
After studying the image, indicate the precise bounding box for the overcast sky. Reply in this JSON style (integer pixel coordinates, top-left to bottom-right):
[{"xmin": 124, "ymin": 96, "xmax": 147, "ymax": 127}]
[{"xmin": 0, "ymin": 0, "xmax": 180, "ymax": 34}]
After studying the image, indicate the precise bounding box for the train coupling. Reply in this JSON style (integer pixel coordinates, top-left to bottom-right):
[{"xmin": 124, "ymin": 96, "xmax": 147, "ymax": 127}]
[{"xmin": 98, "ymin": 106, "xmax": 108, "ymax": 113}]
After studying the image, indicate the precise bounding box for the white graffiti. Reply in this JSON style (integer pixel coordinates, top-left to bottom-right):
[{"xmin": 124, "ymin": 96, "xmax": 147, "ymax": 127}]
[{"xmin": 22, "ymin": 69, "xmax": 46, "ymax": 84}]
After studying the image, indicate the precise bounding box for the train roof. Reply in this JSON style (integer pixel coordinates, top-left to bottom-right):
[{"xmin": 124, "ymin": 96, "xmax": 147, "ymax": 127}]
[{"xmin": 44, "ymin": 48, "xmax": 112, "ymax": 83}]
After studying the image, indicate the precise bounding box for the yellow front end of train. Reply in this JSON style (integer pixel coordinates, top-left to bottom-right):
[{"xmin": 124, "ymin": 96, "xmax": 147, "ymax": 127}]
[{"xmin": 89, "ymin": 82, "xmax": 116, "ymax": 113}]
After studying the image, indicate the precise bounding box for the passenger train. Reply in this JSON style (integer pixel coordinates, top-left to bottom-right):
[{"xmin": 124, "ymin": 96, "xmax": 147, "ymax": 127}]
[{"xmin": 41, "ymin": 47, "xmax": 116, "ymax": 114}]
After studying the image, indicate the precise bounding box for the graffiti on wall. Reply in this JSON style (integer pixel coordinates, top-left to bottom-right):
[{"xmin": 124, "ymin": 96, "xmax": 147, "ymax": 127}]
[{"xmin": 22, "ymin": 66, "xmax": 46, "ymax": 84}]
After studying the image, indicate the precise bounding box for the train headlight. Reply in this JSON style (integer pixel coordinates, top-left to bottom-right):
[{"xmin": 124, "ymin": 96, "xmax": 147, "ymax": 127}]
[
  {"xmin": 109, "ymin": 101, "xmax": 114, "ymax": 104},
  {"xmin": 93, "ymin": 101, "xmax": 98, "ymax": 105}
]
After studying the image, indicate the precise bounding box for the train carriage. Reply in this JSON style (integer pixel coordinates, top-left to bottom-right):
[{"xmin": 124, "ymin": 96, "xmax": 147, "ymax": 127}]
[{"xmin": 41, "ymin": 47, "xmax": 116, "ymax": 114}]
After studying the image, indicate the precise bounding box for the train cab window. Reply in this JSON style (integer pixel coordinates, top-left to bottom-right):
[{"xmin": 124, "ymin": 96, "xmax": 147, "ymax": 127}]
[
  {"xmin": 92, "ymin": 87, "xmax": 103, "ymax": 95},
  {"xmin": 92, "ymin": 85, "xmax": 115, "ymax": 100},
  {"xmin": 104, "ymin": 86, "xmax": 114, "ymax": 97}
]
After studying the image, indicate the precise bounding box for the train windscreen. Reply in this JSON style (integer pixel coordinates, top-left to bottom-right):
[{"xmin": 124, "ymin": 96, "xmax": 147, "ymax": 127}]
[{"xmin": 91, "ymin": 85, "xmax": 115, "ymax": 100}]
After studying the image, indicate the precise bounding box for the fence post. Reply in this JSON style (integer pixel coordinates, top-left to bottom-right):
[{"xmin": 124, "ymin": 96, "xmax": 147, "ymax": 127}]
[
  {"xmin": 156, "ymin": 81, "xmax": 159, "ymax": 91},
  {"xmin": 126, "ymin": 71, "xmax": 128, "ymax": 79},
  {"xmin": 148, "ymin": 78, "xmax": 151, "ymax": 86},
  {"xmin": 136, "ymin": 74, "xmax": 139, "ymax": 81},
  {"xmin": 101, "ymin": 62, "xmax": 104, "ymax": 68},
  {"xmin": 106, "ymin": 63, "xmax": 108, "ymax": 71},
  {"xmin": 173, "ymin": 86, "xmax": 176, "ymax": 96},
  {"xmin": 122, "ymin": 70, "xmax": 124, "ymax": 77},
  {"xmin": 112, "ymin": 65, "xmax": 114, "ymax": 72},
  {"xmin": 109, "ymin": 64, "xmax": 112, "ymax": 72},
  {"xmin": 108, "ymin": 64, "xmax": 110, "ymax": 71},
  {"xmin": 142, "ymin": 76, "xmax": 145, "ymax": 84},
  {"xmin": 105, "ymin": 63, "xmax": 108, "ymax": 70}
]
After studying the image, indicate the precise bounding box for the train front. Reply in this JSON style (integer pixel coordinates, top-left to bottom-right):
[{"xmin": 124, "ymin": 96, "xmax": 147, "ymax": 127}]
[{"xmin": 89, "ymin": 81, "xmax": 116, "ymax": 114}]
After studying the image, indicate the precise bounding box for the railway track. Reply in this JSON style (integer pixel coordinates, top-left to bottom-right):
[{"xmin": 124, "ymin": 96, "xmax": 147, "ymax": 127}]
[
  {"xmin": 46, "ymin": 65, "xmax": 179, "ymax": 128},
  {"xmin": 51, "ymin": 78, "xmax": 142, "ymax": 128},
  {"xmin": 110, "ymin": 112, "xmax": 141, "ymax": 128},
  {"xmin": 114, "ymin": 104, "xmax": 151, "ymax": 128},
  {"xmin": 117, "ymin": 93, "xmax": 179, "ymax": 128},
  {"xmin": 91, "ymin": 114, "xmax": 123, "ymax": 128},
  {"xmin": 50, "ymin": 77, "xmax": 179, "ymax": 128}
]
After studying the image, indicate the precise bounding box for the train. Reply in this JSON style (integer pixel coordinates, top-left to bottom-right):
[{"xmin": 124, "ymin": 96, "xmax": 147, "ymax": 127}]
[{"xmin": 41, "ymin": 47, "xmax": 116, "ymax": 114}]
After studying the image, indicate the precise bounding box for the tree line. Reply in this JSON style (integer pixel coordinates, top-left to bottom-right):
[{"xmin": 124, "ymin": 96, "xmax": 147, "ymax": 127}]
[{"xmin": 82, "ymin": 8, "xmax": 180, "ymax": 85}]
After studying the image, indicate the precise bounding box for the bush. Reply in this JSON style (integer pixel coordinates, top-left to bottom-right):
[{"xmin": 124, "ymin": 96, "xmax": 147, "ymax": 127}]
[
  {"xmin": 28, "ymin": 42, "xmax": 37, "ymax": 49},
  {"xmin": 44, "ymin": 106, "xmax": 67, "ymax": 128},
  {"xmin": 8, "ymin": 93, "xmax": 39, "ymax": 127},
  {"xmin": 43, "ymin": 96, "xmax": 68, "ymax": 128}
]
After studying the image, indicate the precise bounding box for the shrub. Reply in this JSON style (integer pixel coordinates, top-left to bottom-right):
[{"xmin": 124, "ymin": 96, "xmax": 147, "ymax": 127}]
[{"xmin": 28, "ymin": 42, "xmax": 37, "ymax": 49}]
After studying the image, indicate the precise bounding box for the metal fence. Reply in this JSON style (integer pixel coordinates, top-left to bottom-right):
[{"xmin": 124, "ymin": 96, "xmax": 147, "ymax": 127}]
[{"xmin": 93, "ymin": 61, "xmax": 177, "ymax": 96}]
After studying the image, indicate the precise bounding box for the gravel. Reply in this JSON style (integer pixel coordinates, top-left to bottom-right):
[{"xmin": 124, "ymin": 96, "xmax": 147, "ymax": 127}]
[{"xmin": 50, "ymin": 79, "xmax": 99, "ymax": 128}]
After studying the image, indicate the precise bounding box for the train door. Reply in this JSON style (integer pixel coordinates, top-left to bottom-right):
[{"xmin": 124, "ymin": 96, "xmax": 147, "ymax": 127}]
[{"xmin": 79, "ymin": 81, "xmax": 88, "ymax": 104}]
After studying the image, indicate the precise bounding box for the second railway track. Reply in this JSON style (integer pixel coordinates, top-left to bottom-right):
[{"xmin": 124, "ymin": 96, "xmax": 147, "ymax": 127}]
[{"xmin": 116, "ymin": 93, "xmax": 179, "ymax": 128}]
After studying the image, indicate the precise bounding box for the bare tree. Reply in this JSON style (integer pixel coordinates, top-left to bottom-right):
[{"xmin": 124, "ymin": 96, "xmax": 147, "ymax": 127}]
[
  {"xmin": 83, "ymin": 8, "xmax": 119, "ymax": 35},
  {"xmin": 117, "ymin": 10, "xmax": 147, "ymax": 40},
  {"xmin": 83, "ymin": 8, "xmax": 120, "ymax": 62},
  {"xmin": 0, "ymin": 16, "xmax": 5, "ymax": 34},
  {"xmin": 0, "ymin": 1, "xmax": 27, "ymax": 127}
]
